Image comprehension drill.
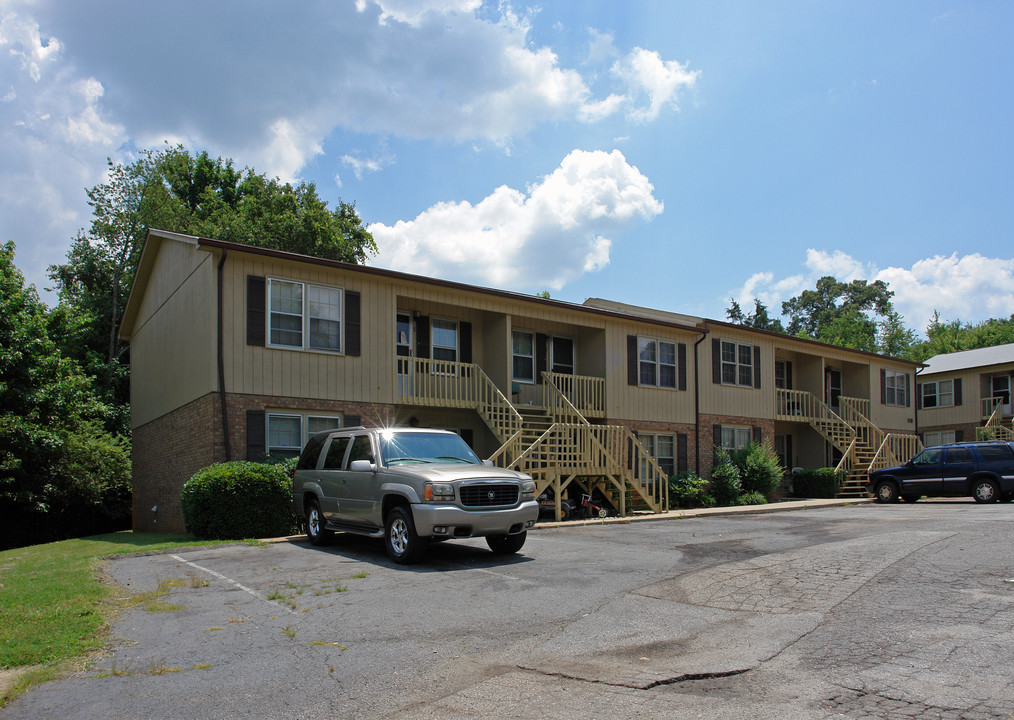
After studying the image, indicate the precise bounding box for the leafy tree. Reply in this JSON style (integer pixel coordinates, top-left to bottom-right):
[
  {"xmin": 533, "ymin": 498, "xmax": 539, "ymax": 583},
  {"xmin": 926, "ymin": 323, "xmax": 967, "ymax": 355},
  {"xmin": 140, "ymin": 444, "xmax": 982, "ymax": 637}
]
[
  {"xmin": 0, "ymin": 243, "xmax": 130, "ymax": 549},
  {"xmin": 905, "ymin": 312, "xmax": 1014, "ymax": 362},
  {"xmin": 782, "ymin": 276, "xmax": 894, "ymax": 339},
  {"xmin": 47, "ymin": 145, "xmax": 377, "ymax": 433},
  {"xmin": 725, "ymin": 298, "xmax": 785, "ymax": 332}
]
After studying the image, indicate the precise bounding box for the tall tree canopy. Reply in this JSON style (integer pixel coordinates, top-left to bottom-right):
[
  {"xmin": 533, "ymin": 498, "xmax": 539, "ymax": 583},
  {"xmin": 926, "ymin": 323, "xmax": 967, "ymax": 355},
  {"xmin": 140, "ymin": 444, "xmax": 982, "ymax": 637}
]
[
  {"xmin": 905, "ymin": 313, "xmax": 1014, "ymax": 362},
  {"xmin": 47, "ymin": 145, "xmax": 377, "ymax": 432},
  {"xmin": 726, "ymin": 298, "xmax": 785, "ymax": 332}
]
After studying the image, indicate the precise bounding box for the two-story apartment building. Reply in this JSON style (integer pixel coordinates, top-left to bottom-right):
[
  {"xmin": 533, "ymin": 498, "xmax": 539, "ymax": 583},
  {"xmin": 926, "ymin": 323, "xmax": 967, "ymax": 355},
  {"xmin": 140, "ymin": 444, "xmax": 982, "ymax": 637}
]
[
  {"xmin": 916, "ymin": 343, "xmax": 1014, "ymax": 445},
  {"xmin": 119, "ymin": 230, "xmax": 921, "ymax": 532}
]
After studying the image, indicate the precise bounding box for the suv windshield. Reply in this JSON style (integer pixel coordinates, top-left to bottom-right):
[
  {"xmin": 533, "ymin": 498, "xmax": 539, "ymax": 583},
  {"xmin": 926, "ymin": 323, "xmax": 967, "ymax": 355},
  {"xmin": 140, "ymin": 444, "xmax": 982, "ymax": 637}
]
[{"xmin": 378, "ymin": 431, "xmax": 481, "ymax": 466}]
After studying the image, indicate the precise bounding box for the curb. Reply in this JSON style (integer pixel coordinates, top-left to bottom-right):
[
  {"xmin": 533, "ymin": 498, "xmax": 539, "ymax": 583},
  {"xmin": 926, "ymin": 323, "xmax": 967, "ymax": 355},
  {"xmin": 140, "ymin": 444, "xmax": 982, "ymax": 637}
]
[{"xmin": 533, "ymin": 496, "xmax": 875, "ymax": 529}]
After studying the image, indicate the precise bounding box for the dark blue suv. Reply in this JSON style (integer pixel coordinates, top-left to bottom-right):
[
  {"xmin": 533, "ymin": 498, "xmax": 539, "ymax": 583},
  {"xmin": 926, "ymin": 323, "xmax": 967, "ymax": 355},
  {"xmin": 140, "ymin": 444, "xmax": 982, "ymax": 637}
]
[{"xmin": 867, "ymin": 441, "xmax": 1014, "ymax": 504}]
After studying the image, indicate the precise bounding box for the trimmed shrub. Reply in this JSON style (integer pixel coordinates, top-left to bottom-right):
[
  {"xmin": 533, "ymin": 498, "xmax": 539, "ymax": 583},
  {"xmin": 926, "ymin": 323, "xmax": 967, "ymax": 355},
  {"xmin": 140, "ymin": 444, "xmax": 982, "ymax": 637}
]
[
  {"xmin": 791, "ymin": 468, "xmax": 843, "ymax": 498},
  {"xmin": 709, "ymin": 447, "xmax": 742, "ymax": 506},
  {"xmin": 735, "ymin": 491, "xmax": 768, "ymax": 506},
  {"xmin": 733, "ymin": 442, "xmax": 785, "ymax": 499},
  {"xmin": 669, "ymin": 472, "xmax": 710, "ymax": 509},
  {"xmin": 181, "ymin": 461, "xmax": 297, "ymax": 540}
]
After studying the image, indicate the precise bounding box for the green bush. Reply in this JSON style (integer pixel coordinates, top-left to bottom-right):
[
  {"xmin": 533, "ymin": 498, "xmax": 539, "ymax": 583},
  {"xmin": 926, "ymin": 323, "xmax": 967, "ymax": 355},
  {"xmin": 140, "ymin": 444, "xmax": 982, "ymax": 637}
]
[
  {"xmin": 669, "ymin": 472, "xmax": 710, "ymax": 509},
  {"xmin": 791, "ymin": 468, "xmax": 843, "ymax": 498},
  {"xmin": 709, "ymin": 447, "xmax": 742, "ymax": 506},
  {"xmin": 181, "ymin": 461, "xmax": 297, "ymax": 540},
  {"xmin": 736, "ymin": 491, "xmax": 768, "ymax": 505},
  {"xmin": 733, "ymin": 442, "xmax": 785, "ymax": 499}
]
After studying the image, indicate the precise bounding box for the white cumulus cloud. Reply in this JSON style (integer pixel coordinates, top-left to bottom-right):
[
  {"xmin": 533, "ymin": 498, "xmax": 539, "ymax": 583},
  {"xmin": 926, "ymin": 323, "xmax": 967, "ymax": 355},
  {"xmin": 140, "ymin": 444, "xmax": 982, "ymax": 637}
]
[
  {"xmin": 730, "ymin": 249, "xmax": 1014, "ymax": 333},
  {"xmin": 369, "ymin": 149, "xmax": 663, "ymax": 290}
]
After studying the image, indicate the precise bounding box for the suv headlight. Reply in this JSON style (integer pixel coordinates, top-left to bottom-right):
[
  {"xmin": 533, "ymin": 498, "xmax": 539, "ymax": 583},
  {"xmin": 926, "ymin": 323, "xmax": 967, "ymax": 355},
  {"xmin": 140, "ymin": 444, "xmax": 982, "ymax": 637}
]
[
  {"xmin": 424, "ymin": 483, "xmax": 455, "ymax": 501},
  {"xmin": 520, "ymin": 480, "xmax": 536, "ymax": 500}
]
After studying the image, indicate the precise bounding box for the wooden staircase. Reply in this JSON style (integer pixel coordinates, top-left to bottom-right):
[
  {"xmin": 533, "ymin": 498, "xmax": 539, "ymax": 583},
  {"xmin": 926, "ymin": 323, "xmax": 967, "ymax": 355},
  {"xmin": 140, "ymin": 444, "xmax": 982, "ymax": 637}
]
[{"xmin": 980, "ymin": 398, "xmax": 1014, "ymax": 441}]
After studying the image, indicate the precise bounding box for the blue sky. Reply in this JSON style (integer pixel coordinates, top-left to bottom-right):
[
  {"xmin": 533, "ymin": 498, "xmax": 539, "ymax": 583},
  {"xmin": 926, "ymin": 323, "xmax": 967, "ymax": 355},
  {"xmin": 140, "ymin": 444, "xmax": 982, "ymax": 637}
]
[{"xmin": 2, "ymin": 1, "xmax": 1012, "ymax": 336}]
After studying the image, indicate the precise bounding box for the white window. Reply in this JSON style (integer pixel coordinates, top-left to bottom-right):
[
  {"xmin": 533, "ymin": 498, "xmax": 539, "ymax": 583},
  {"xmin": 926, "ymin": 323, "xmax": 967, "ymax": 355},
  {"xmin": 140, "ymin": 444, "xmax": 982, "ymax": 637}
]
[
  {"xmin": 923, "ymin": 430, "xmax": 956, "ymax": 446},
  {"xmin": 269, "ymin": 279, "xmax": 342, "ymax": 352},
  {"xmin": 721, "ymin": 340, "xmax": 754, "ymax": 387},
  {"xmin": 884, "ymin": 369, "xmax": 908, "ymax": 406},
  {"xmin": 638, "ymin": 337, "xmax": 678, "ymax": 389},
  {"xmin": 512, "ymin": 330, "xmax": 535, "ymax": 383},
  {"xmin": 267, "ymin": 413, "xmax": 342, "ymax": 458},
  {"xmin": 921, "ymin": 380, "xmax": 953, "ymax": 409},
  {"xmin": 721, "ymin": 425, "xmax": 753, "ymax": 451},
  {"xmin": 639, "ymin": 433, "xmax": 675, "ymax": 478},
  {"xmin": 432, "ymin": 319, "xmax": 458, "ymax": 363},
  {"xmin": 267, "ymin": 414, "xmax": 302, "ymax": 458}
]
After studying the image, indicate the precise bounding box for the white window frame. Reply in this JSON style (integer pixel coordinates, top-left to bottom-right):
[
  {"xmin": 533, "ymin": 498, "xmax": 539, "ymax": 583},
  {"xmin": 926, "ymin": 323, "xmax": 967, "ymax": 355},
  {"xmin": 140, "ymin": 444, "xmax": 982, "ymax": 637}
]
[
  {"xmin": 512, "ymin": 330, "xmax": 535, "ymax": 383},
  {"xmin": 720, "ymin": 425, "xmax": 753, "ymax": 451},
  {"xmin": 267, "ymin": 278, "xmax": 343, "ymax": 353},
  {"xmin": 921, "ymin": 379, "xmax": 953, "ymax": 409},
  {"xmin": 638, "ymin": 337, "xmax": 678, "ymax": 389},
  {"xmin": 884, "ymin": 369, "xmax": 908, "ymax": 407},
  {"xmin": 306, "ymin": 414, "xmax": 342, "ymax": 437},
  {"xmin": 923, "ymin": 430, "xmax": 956, "ymax": 447},
  {"xmin": 721, "ymin": 340, "xmax": 754, "ymax": 388},
  {"xmin": 431, "ymin": 318, "xmax": 458, "ymax": 363},
  {"xmin": 267, "ymin": 413, "xmax": 302, "ymax": 457},
  {"xmin": 638, "ymin": 433, "xmax": 676, "ymax": 478}
]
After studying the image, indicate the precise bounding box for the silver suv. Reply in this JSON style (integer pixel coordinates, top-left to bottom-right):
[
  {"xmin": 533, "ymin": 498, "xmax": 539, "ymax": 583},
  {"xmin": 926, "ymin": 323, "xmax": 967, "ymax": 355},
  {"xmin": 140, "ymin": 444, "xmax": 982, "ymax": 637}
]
[{"xmin": 291, "ymin": 427, "xmax": 539, "ymax": 564}]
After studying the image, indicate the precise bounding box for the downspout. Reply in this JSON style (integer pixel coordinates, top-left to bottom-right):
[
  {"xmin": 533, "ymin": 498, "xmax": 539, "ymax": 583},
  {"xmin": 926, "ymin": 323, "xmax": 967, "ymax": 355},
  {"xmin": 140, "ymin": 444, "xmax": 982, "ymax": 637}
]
[
  {"xmin": 693, "ymin": 321, "xmax": 709, "ymax": 476},
  {"xmin": 217, "ymin": 250, "xmax": 232, "ymax": 461}
]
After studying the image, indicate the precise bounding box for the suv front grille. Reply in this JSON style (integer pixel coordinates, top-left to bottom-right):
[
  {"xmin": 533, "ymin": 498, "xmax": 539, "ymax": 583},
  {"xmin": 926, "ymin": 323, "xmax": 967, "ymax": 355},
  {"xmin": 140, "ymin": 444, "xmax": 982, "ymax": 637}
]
[{"xmin": 459, "ymin": 483, "xmax": 519, "ymax": 507}]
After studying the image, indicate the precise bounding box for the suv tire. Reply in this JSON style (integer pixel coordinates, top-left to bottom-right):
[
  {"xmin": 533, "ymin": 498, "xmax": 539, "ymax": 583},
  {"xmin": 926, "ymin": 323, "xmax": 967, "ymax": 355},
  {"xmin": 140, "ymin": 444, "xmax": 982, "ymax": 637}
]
[
  {"xmin": 486, "ymin": 531, "xmax": 527, "ymax": 555},
  {"xmin": 972, "ymin": 478, "xmax": 1000, "ymax": 503},
  {"xmin": 306, "ymin": 499, "xmax": 333, "ymax": 546},
  {"xmin": 385, "ymin": 506, "xmax": 424, "ymax": 564},
  {"xmin": 874, "ymin": 480, "xmax": 900, "ymax": 503}
]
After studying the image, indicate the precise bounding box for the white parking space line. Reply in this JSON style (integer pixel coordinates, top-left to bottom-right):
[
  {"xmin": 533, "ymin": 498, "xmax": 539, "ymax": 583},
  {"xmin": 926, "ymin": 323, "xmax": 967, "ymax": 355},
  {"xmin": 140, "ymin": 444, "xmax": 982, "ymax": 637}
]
[{"xmin": 170, "ymin": 554, "xmax": 298, "ymax": 615}]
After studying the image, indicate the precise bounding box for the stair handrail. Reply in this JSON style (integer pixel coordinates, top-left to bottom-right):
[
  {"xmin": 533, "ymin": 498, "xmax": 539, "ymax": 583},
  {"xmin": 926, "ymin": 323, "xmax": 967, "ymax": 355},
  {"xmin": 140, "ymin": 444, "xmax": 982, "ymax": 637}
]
[
  {"xmin": 541, "ymin": 372, "xmax": 591, "ymax": 426},
  {"xmin": 839, "ymin": 396, "xmax": 886, "ymax": 454},
  {"xmin": 978, "ymin": 397, "xmax": 1014, "ymax": 440},
  {"xmin": 870, "ymin": 433, "xmax": 924, "ymax": 472},
  {"xmin": 981, "ymin": 395, "xmax": 1004, "ymax": 421},
  {"xmin": 835, "ymin": 437, "xmax": 858, "ymax": 474},
  {"xmin": 487, "ymin": 428, "xmax": 525, "ymax": 467},
  {"xmin": 778, "ymin": 389, "xmax": 857, "ymax": 451}
]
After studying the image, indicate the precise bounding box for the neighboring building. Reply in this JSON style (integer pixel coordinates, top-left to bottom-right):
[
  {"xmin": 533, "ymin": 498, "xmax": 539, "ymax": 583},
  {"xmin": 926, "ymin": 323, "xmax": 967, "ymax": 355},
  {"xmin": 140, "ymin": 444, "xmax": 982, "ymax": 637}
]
[
  {"xmin": 916, "ymin": 343, "xmax": 1014, "ymax": 445},
  {"xmin": 119, "ymin": 230, "xmax": 921, "ymax": 532}
]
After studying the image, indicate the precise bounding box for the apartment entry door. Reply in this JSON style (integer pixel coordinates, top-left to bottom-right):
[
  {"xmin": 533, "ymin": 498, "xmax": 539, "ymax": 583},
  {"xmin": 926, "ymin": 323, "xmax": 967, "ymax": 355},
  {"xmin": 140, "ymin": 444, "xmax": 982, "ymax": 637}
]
[
  {"xmin": 826, "ymin": 369, "xmax": 842, "ymax": 412},
  {"xmin": 992, "ymin": 374, "xmax": 1011, "ymax": 415},
  {"xmin": 396, "ymin": 312, "xmax": 413, "ymax": 396}
]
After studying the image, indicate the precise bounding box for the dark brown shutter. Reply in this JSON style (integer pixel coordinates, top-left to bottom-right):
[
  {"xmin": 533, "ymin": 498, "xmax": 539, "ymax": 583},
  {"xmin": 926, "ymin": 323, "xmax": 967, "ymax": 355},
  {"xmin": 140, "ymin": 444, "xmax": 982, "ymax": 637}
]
[
  {"xmin": 712, "ymin": 339, "xmax": 721, "ymax": 384},
  {"xmin": 461, "ymin": 428, "xmax": 474, "ymax": 449},
  {"xmin": 753, "ymin": 426, "xmax": 762, "ymax": 444},
  {"xmin": 247, "ymin": 276, "xmax": 265, "ymax": 347},
  {"xmin": 677, "ymin": 434, "xmax": 688, "ymax": 475},
  {"xmin": 536, "ymin": 334, "xmax": 548, "ymax": 384},
  {"xmin": 344, "ymin": 414, "xmax": 361, "ymax": 428},
  {"xmin": 753, "ymin": 346, "xmax": 762, "ymax": 389},
  {"xmin": 880, "ymin": 369, "xmax": 887, "ymax": 405},
  {"xmin": 905, "ymin": 373, "xmax": 911, "ymax": 407},
  {"xmin": 627, "ymin": 335, "xmax": 638, "ymax": 386},
  {"xmin": 246, "ymin": 409, "xmax": 265, "ymax": 460},
  {"xmin": 459, "ymin": 321, "xmax": 472, "ymax": 364},
  {"xmin": 954, "ymin": 378, "xmax": 962, "ymax": 406},
  {"xmin": 955, "ymin": 429, "xmax": 964, "ymax": 442},
  {"xmin": 416, "ymin": 316, "xmax": 430, "ymax": 359},
  {"xmin": 345, "ymin": 290, "xmax": 361, "ymax": 356},
  {"xmin": 786, "ymin": 361, "xmax": 793, "ymax": 389},
  {"xmin": 713, "ymin": 424, "xmax": 722, "ymax": 449},
  {"xmin": 916, "ymin": 383, "xmax": 923, "ymax": 410},
  {"xmin": 678, "ymin": 343, "xmax": 687, "ymax": 391}
]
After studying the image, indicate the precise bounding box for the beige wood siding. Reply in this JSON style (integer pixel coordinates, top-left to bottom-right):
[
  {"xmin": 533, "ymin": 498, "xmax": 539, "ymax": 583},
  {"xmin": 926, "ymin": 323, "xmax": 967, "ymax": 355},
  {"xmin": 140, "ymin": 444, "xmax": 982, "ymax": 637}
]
[
  {"xmin": 129, "ymin": 240, "xmax": 217, "ymax": 428},
  {"xmin": 698, "ymin": 328, "xmax": 775, "ymax": 420},
  {"xmin": 917, "ymin": 368, "xmax": 985, "ymax": 429},
  {"xmin": 604, "ymin": 324, "xmax": 697, "ymax": 424},
  {"xmin": 867, "ymin": 363, "xmax": 918, "ymax": 433}
]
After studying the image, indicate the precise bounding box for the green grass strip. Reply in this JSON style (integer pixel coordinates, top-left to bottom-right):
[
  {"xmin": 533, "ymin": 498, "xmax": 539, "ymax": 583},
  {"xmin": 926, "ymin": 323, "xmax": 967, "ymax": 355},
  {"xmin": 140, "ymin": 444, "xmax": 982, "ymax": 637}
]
[{"xmin": 0, "ymin": 531, "xmax": 239, "ymax": 704}]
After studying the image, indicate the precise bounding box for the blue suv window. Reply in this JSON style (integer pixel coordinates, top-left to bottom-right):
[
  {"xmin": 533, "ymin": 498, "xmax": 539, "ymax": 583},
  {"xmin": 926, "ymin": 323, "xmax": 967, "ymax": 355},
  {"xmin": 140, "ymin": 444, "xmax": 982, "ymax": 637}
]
[
  {"xmin": 944, "ymin": 447, "xmax": 972, "ymax": 464},
  {"xmin": 978, "ymin": 445, "xmax": 1014, "ymax": 463}
]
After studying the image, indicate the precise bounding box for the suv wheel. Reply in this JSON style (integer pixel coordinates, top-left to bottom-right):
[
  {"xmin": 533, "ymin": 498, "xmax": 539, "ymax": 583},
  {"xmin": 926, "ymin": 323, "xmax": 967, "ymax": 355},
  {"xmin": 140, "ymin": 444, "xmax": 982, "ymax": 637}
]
[
  {"xmin": 874, "ymin": 481, "xmax": 899, "ymax": 503},
  {"xmin": 486, "ymin": 531, "xmax": 527, "ymax": 555},
  {"xmin": 972, "ymin": 478, "xmax": 1000, "ymax": 503},
  {"xmin": 385, "ymin": 506, "xmax": 423, "ymax": 564},
  {"xmin": 306, "ymin": 499, "xmax": 333, "ymax": 546}
]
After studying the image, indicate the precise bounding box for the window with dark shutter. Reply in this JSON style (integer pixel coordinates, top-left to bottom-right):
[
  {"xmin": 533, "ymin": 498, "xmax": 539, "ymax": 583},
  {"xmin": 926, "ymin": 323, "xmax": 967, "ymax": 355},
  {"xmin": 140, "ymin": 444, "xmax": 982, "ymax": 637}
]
[
  {"xmin": 677, "ymin": 434, "xmax": 688, "ymax": 475},
  {"xmin": 344, "ymin": 414, "xmax": 361, "ymax": 428},
  {"xmin": 678, "ymin": 343, "xmax": 687, "ymax": 391},
  {"xmin": 246, "ymin": 410, "xmax": 266, "ymax": 460},
  {"xmin": 954, "ymin": 378, "xmax": 962, "ymax": 406},
  {"xmin": 345, "ymin": 290, "xmax": 361, "ymax": 356},
  {"xmin": 712, "ymin": 339, "xmax": 721, "ymax": 384},
  {"xmin": 753, "ymin": 347, "xmax": 762, "ymax": 389},
  {"xmin": 459, "ymin": 322, "xmax": 472, "ymax": 364},
  {"xmin": 247, "ymin": 276, "xmax": 265, "ymax": 347},
  {"xmin": 627, "ymin": 335, "xmax": 638, "ymax": 386}
]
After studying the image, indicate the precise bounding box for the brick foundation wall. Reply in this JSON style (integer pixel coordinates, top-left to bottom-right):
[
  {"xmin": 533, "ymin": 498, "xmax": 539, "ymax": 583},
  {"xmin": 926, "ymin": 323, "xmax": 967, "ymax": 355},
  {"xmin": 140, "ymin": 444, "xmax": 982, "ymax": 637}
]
[
  {"xmin": 699, "ymin": 414, "xmax": 775, "ymax": 478},
  {"xmin": 132, "ymin": 392, "xmax": 398, "ymax": 534}
]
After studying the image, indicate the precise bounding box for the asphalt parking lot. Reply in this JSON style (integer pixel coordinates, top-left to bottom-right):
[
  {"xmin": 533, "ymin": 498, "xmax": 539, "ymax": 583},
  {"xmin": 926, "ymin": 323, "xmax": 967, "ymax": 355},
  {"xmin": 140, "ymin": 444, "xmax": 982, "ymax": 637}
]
[{"xmin": 5, "ymin": 499, "xmax": 1014, "ymax": 719}]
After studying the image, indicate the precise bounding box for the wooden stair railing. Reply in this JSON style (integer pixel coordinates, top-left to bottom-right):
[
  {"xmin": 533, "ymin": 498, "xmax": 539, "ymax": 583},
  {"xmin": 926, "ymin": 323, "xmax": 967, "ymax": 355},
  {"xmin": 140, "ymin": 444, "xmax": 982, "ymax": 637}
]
[{"xmin": 979, "ymin": 397, "xmax": 1014, "ymax": 441}]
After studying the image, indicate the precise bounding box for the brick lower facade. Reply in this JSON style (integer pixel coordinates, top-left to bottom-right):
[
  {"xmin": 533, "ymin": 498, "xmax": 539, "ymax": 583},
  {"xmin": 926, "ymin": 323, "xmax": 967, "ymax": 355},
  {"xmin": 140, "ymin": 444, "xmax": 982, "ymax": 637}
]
[{"xmin": 132, "ymin": 392, "xmax": 397, "ymax": 533}]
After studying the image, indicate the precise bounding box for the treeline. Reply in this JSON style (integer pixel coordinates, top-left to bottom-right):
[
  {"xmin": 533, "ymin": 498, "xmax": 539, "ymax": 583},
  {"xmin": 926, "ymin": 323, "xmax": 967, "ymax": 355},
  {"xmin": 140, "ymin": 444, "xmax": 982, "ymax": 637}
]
[{"xmin": 1, "ymin": 145, "xmax": 375, "ymax": 549}]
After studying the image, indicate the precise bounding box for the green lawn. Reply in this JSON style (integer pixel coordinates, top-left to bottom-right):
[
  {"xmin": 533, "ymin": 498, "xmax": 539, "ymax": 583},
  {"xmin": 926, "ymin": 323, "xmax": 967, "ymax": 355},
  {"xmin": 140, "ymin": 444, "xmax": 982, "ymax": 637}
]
[{"xmin": 0, "ymin": 532, "xmax": 238, "ymax": 705}]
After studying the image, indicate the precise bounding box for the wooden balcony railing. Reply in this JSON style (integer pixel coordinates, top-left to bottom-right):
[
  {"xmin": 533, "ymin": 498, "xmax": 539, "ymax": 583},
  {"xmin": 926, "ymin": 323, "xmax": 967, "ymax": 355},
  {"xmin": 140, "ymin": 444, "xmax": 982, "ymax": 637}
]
[
  {"xmin": 542, "ymin": 372, "xmax": 591, "ymax": 426},
  {"xmin": 542, "ymin": 372, "xmax": 605, "ymax": 418}
]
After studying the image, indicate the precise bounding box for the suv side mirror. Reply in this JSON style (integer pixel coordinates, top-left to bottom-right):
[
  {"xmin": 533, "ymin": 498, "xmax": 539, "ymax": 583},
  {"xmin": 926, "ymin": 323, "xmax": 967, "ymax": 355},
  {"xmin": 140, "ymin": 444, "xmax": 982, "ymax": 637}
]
[{"xmin": 349, "ymin": 459, "xmax": 375, "ymax": 472}]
